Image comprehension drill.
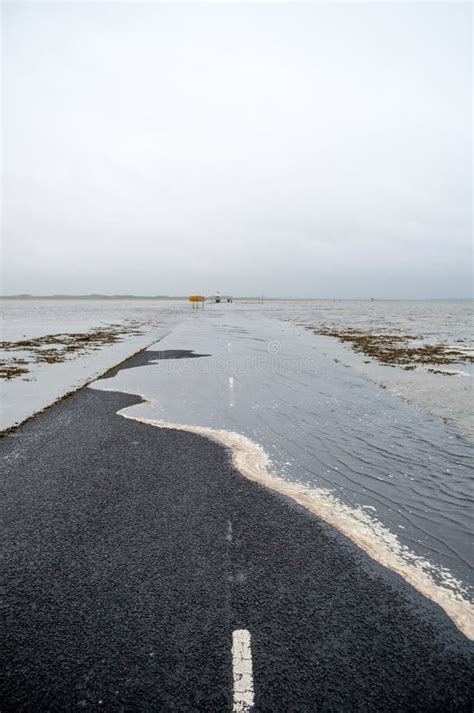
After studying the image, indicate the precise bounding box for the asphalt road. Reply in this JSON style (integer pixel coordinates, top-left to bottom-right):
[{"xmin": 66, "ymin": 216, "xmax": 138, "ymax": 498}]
[{"xmin": 1, "ymin": 350, "xmax": 473, "ymax": 711}]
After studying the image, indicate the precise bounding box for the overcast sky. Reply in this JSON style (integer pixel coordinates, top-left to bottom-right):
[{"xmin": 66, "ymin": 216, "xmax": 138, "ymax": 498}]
[{"xmin": 2, "ymin": 2, "xmax": 472, "ymax": 298}]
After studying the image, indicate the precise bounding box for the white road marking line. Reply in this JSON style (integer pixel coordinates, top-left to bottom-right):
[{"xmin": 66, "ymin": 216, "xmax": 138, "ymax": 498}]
[{"xmin": 232, "ymin": 629, "xmax": 254, "ymax": 712}]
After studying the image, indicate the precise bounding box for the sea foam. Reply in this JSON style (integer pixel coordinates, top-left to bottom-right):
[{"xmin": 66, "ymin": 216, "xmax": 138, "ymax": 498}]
[{"xmin": 119, "ymin": 409, "xmax": 474, "ymax": 641}]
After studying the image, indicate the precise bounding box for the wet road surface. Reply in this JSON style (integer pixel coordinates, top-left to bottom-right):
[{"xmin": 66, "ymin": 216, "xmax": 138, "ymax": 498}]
[
  {"xmin": 90, "ymin": 315, "xmax": 474, "ymax": 600},
  {"xmin": 1, "ymin": 351, "xmax": 473, "ymax": 711}
]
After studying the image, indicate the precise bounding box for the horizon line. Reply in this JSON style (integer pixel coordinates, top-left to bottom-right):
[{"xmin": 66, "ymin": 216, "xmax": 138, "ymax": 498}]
[{"xmin": 0, "ymin": 294, "xmax": 472, "ymax": 301}]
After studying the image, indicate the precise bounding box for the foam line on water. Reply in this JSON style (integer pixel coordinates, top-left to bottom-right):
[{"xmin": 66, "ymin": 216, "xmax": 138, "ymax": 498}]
[{"xmin": 118, "ymin": 408, "xmax": 474, "ymax": 641}]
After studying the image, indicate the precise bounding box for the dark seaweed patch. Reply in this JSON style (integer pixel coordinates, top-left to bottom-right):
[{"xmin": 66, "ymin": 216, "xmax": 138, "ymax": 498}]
[
  {"xmin": 0, "ymin": 322, "xmax": 148, "ymax": 380},
  {"xmin": 0, "ymin": 357, "xmax": 30, "ymax": 379},
  {"xmin": 309, "ymin": 327, "xmax": 473, "ymax": 371}
]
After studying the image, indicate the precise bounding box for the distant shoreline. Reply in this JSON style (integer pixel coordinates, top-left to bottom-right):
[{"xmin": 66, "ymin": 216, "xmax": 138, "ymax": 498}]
[
  {"xmin": 0, "ymin": 295, "xmax": 472, "ymax": 302},
  {"xmin": 0, "ymin": 294, "xmax": 186, "ymax": 301}
]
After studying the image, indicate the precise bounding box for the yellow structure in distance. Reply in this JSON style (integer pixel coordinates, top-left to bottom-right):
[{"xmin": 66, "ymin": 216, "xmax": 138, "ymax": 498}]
[{"xmin": 188, "ymin": 295, "xmax": 205, "ymax": 309}]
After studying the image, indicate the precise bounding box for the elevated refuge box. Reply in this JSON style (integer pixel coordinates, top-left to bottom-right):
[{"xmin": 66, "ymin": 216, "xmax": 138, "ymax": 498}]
[{"xmin": 188, "ymin": 295, "xmax": 205, "ymax": 309}]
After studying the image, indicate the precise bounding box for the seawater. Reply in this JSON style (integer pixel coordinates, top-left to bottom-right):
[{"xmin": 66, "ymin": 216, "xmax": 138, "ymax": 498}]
[
  {"xmin": 90, "ymin": 307, "xmax": 473, "ymax": 638},
  {"xmin": 261, "ymin": 299, "xmax": 474, "ymax": 439},
  {"xmin": 2, "ymin": 298, "xmax": 473, "ymax": 635},
  {"xmin": 0, "ymin": 298, "xmax": 188, "ymax": 430}
]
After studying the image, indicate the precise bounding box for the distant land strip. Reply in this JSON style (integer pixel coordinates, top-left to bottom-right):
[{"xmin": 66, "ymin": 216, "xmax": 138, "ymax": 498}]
[
  {"xmin": 0, "ymin": 294, "xmax": 266, "ymax": 301},
  {"xmin": 0, "ymin": 295, "xmax": 471, "ymax": 301},
  {"xmin": 0, "ymin": 294, "xmax": 188, "ymax": 300}
]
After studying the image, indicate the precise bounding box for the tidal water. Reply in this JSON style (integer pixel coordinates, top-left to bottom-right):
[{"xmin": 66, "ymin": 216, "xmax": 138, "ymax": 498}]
[
  {"xmin": 2, "ymin": 299, "xmax": 473, "ymax": 633},
  {"xmin": 0, "ymin": 298, "xmax": 188, "ymax": 430},
  {"xmin": 90, "ymin": 307, "xmax": 473, "ymax": 636},
  {"xmin": 259, "ymin": 299, "xmax": 474, "ymax": 439}
]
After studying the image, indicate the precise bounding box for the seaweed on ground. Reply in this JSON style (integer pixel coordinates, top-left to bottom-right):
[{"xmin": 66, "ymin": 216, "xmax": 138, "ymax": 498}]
[
  {"xmin": 309, "ymin": 327, "xmax": 473, "ymax": 371},
  {"xmin": 0, "ymin": 322, "xmax": 148, "ymax": 380},
  {"xmin": 0, "ymin": 357, "xmax": 30, "ymax": 380}
]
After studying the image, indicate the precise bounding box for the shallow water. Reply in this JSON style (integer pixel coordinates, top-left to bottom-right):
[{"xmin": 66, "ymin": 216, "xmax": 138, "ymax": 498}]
[
  {"xmin": 258, "ymin": 299, "xmax": 474, "ymax": 439},
  {"xmin": 2, "ymin": 298, "xmax": 472, "ymax": 434},
  {"xmin": 91, "ymin": 308, "xmax": 473, "ymax": 610},
  {"xmin": 0, "ymin": 298, "xmax": 189, "ymax": 342},
  {"xmin": 2, "ymin": 298, "xmax": 473, "ymax": 633},
  {"xmin": 0, "ymin": 299, "xmax": 188, "ymax": 430}
]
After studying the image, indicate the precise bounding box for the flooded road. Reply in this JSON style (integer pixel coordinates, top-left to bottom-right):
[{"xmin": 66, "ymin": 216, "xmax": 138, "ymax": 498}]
[
  {"xmin": 91, "ymin": 307, "xmax": 473, "ymax": 636},
  {"xmin": 0, "ymin": 299, "xmax": 188, "ymax": 431}
]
